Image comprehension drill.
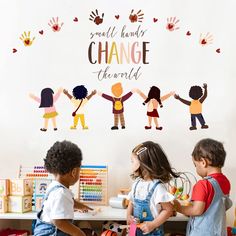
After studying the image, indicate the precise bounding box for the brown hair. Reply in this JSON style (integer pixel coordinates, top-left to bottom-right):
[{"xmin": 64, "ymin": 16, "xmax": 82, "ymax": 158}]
[
  {"xmin": 131, "ymin": 141, "xmax": 179, "ymax": 183},
  {"xmin": 192, "ymin": 138, "xmax": 226, "ymax": 168}
]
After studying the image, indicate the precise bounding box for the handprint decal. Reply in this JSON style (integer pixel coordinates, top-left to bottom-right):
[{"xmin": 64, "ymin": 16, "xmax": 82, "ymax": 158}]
[
  {"xmin": 166, "ymin": 17, "xmax": 180, "ymax": 31},
  {"xmin": 20, "ymin": 31, "xmax": 35, "ymax": 46},
  {"xmin": 129, "ymin": 9, "xmax": 144, "ymax": 23},
  {"xmin": 89, "ymin": 9, "xmax": 104, "ymax": 25},
  {"xmin": 199, "ymin": 33, "xmax": 213, "ymax": 46},
  {"xmin": 48, "ymin": 17, "xmax": 64, "ymax": 32}
]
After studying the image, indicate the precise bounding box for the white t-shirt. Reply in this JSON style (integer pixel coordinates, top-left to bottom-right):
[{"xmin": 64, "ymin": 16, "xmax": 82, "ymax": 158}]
[
  {"xmin": 128, "ymin": 178, "xmax": 174, "ymax": 218},
  {"xmin": 40, "ymin": 181, "xmax": 74, "ymax": 223}
]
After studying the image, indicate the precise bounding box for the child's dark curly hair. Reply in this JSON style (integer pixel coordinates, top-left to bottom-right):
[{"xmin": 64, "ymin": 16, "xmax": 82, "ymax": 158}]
[
  {"xmin": 44, "ymin": 140, "xmax": 82, "ymax": 175},
  {"xmin": 189, "ymin": 86, "xmax": 203, "ymax": 100},
  {"xmin": 73, "ymin": 85, "xmax": 88, "ymax": 100}
]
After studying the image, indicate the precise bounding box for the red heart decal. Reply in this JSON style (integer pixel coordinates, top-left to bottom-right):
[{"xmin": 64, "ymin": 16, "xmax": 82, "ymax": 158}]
[
  {"xmin": 216, "ymin": 48, "xmax": 221, "ymax": 53},
  {"xmin": 13, "ymin": 48, "xmax": 17, "ymax": 53},
  {"xmin": 153, "ymin": 18, "xmax": 158, "ymax": 23},
  {"xmin": 53, "ymin": 25, "xmax": 59, "ymax": 31},
  {"xmin": 115, "ymin": 15, "xmax": 119, "ymax": 19},
  {"xmin": 73, "ymin": 17, "xmax": 78, "ymax": 22},
  {"xmin": 186, "ymin": 31, "xmax": 191, "ymax": 36},
  {"xmin": 201, "ymin": 39, "xmax": 207, "ymax": 45},
  {"xmin": 25, "ymin": 39, "xmax": 30, "ymax": 45},
  {"xmin": 39, "ymin": 30, "xmax": 44, "ymax": 35}
]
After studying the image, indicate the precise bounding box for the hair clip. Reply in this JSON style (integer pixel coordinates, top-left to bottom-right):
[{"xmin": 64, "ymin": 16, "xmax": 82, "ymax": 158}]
[{"xmin": 136, "ymin": 147, "xmax": 147, "ymax": 155}]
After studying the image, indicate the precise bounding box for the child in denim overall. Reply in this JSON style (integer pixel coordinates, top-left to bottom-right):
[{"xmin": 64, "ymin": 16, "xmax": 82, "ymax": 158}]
[
  {"xmin": 34, "ymin": 140, "xmax": 93, "ymax": 236},
  {"xmin": 127, "ymin": 141, "xmax": 179, "ymax": 236},
  {"xmin": 174, "ymin": 138, "xmax": 232, "ymax": 236}
]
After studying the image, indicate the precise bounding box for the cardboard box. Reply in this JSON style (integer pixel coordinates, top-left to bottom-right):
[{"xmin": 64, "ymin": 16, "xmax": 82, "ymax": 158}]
[
  {"xmin": 8, "ymin": 195, "xmax": 32, "ymax": 213},
  {"xmin": 10, "ymin": 179, "xmax": 33, "ymax": 196}
]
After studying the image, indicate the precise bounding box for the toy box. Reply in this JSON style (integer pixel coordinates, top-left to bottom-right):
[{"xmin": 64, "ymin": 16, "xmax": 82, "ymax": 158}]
[
  {"xmin": 8, "ymin": 195, "xmax": 32, "ymax": 213},
  {"xmin": 34, "ymin": 179, "xmax": 51, "ymax": 195},
  {"xmin": 10, "ymin": 179, "xmax": 33, "ymax": 196},
  {"xmin": 0, "ymin": 179, "xmax": 10, "ymax": 196},
  {"xmin": 0, "ymin": 196, "xmax": 8, "ymax": 213}
]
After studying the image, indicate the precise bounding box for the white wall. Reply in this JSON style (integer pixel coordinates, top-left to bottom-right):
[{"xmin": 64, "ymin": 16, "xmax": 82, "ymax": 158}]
[{"xmin": 0, "ymin": 0, "xmax": 236, "ymax": 224}]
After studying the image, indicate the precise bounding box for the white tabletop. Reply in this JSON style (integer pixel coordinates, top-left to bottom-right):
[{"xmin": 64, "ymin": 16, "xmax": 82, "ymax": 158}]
[{"xmin": 0, "ymin": 206, "xmax": 188, "ymax": 221}]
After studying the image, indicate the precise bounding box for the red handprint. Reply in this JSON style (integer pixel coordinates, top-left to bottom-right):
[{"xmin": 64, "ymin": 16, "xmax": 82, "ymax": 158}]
[
  {"xmin": 48, "ymin": 17, "xmax": 64, "ymax": 32},
  {"xmin": 166, "ymin": 17, "xmax": 180, "ymax": 31},
  {"xmin": 89, "ymin": 9, "xmax": 104, "ymax": 25},
  {"xmin": 199, "ymin": 33, "xmax": 213, "ymax": 46},
  {"xmin": 129, "ymin": 9, "xmax": 144, "ymax": 23}
]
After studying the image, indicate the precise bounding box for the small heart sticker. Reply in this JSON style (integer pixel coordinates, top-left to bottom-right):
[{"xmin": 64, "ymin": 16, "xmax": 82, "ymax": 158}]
[
  {"xmin": 39, "ymin": 30, "xmax": 44, "ymax": 35},
  {"xmin": 115, "ymin": 15, "xmax": 119, "ymax": 19},
  {"xmin": 186, "ymin": 31, "xmax": 191, "ymax": 36},
  {"xmin": 73, "ymin": 17, "xmax": 78, "ymax": 22},
  {"xmin": 153, "ymin": 18, "xmax": 158, "ymax": 23},
  {"xmin": 13, "ymin": 48, "xmax": 17, "ymax": 53},
  {"xmin": 216, "ymin": 48, "xmax": 221, "ymax": 53}
]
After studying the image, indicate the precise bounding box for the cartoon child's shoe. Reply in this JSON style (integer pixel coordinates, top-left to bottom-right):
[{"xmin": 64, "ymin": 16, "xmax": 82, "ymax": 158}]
[
  {"xmin": 54, "ymin": 128, "xmax": 57, "ymax": 131},
  {"xmin": 189, "ymin": 126, "xmax": 197, "ymax": 130},
  {"xmin": 145, "ymin": 126, "xmax": 151, "ymax": 129},
  {"xmin": 70, "ymin": 126, "xmax": 77, "ymax": 129},
  {"xmin": 201, "ymin": 124, "xmax": 209, "ymax": 129},
  {"xmin": 111, "ymin": 126, "xmax": 118, "ymax": 130},
  {"xmin": 121, "ymin": 126, "xmax": 126, "ymax": 129},
  {"xmin": 83, "ymin": 126, "xmax": 88, "ymax": 130},
  {"xmin": 156, "ymin": 127, "xmax": 163, "ymax": 130},
  {"xmin": 40, "ymin": 128, "xmax": 47, "ymax": 132}
]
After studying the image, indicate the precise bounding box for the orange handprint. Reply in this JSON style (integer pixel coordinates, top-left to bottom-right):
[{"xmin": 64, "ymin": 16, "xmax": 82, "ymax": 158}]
[
  {"xmin": 89, "ymin": 9, "xmax": 104, "ymax": 25},
  {"xmin": 48, "ymin": 17, "xmax": 64, "ymax": 32},
  {"xmin": 166, "ymin": 17, "xmax": 180, "ymax": 31},
  {"xmin": 129, "ymin": 9, "xmax": 144, "ymax": 23},
  {"xmin": 20, "ymin": 31, "xmax": 35, "ymax": 47},
  {"xmin": 199, "ymin": 33, "xmax": 213, "ymax": 46}
]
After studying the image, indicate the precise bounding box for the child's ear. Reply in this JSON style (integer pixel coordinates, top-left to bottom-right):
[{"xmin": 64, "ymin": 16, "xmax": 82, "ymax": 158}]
[
  {"xmin": 71, "ymin": 168, "xmax": 77, "ymax": 178},
  {"xmin": 200, "ymin": 158, "xmax": 208, "ymax": 167}
]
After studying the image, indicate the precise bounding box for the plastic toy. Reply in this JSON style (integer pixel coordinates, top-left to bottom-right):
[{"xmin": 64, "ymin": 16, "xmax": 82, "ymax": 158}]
[{"xmin": 101, "ymin": 230, "xmax": 118, "ymax": 236}]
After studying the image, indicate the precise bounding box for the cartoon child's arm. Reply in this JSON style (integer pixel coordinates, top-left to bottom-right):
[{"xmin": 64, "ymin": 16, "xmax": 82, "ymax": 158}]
[
  {"xmin": 161, "ymin": 91, "xmax": 175, "ymax": 102},
  {"xmin": 121, "ymin": 91, "xmax": 133, "ymax": 102},
  {"xmin": 199, "ymin": 83, "xmax": 207, "ymax": 103},
  {"xmin": 97, "ymin": 91, "xmax": 114, "ymax": 101},
  {"xmin": 136, "ymin": 89, "xmax": 147, "ymax": 100},
  {"xmin": 63, "ymin": 89, "xmax": 73, "ymax": 100},
  {"xmin": 53, "ymin": 87, "xmax": 63, "ymax": 102},
  {"xmin": 87, "ymin": 90, "xmax": 96, "ymax": 100},
  {"xmin": 174, "ymin": 94, "xmax": 191, "ymax": 106},
  {"xmin": 29, "ymin": 93, "xmax": 40, "ymax": 103}
]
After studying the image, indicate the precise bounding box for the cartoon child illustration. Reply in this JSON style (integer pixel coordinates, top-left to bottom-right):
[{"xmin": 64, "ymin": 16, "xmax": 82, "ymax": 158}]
[
  {"xmin": 63, "ymin": 85, "xmax": 96, "ymax": 130},
  {"xmin": 174, "ymin": 83, "xmax": 208, "ymax": 130},
  {"xmin": 136, "ymin": 86, "xmax": 174, "ymax": 130},
  {"xmin": 98, "ymin": 83, "xmax": 134, "ymax": 130},
  {"xmin": 29, "ymin": 87, "xmax": 63, "ymax": 131}
]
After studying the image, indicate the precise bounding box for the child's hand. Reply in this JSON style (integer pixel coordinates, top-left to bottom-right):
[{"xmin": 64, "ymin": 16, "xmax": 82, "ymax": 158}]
[
  {"xmin": 139, "ymin": 221, "xmax": 155, "ymax": 234},
  {"xmin": 91, "ymin": 90, "xmax": 97, "ymax": 95},
  {"xmin": 127, "ymin": 215, "xmax": 134, "ymax": 225},
  {"xmin": 203, "ymin": 83, "xmax": 207, "ymax": 89},
  {"xmin": 58, "ymin": 87, "xmax": 63, "ymax": 93},
  {"xmin": 74, "ymin": 200, "xmax": 93, "ymax": 212},
  {"xmin": 63, "ymin": 89, "xmax": 68, "ymax": 94},
  {"xmin": 169, "ymin": 91, "xmax": 175, "ymax": 96},
  {"xmin": 174, "ymin": 94, "xmax": 180, "ymax": 99},
  {"xmin": 29, "ymin": 93, "xmax": 34, "ymax": 99},
  {"xmin": 173, "ymin": 199, "xmax": 181, "ymax": 212},
  {"xmin": 97, "ymin": 91, "xmax": 102, "ymax": 96},
  {"xmin": 131, "ymin": 88, "xmax": 138, "ymax": 93}
]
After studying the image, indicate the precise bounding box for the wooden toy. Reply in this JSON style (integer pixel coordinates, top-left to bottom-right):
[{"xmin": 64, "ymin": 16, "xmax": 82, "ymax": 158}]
[
  {"xmin": 10, "ymin": 179, "xmax": 33, "ymax": 196},
  {"xmin": 0, "ymin": 179, "xmax": 10, "ymax": 196},
  {"xmin": 8, "ymin": 195, "xmax": 32, "ymax": 213},
  {"xmin": 18, "ymin": 165, "xmax": 54, "ymax": 179},
  {"xmin": 0, "ymin": 196, "xmax": 8, "ymax": 213},
  {"xmin": 32, "ymin": 194, "xmax": 44, "ymax": 212},
  {"xmin": 34, "ymin": 179, "xmax": 52, "ymax": 195},
  {"xmin": 79, "ymin": 165, "xmax": 108, "ymax": 205}
]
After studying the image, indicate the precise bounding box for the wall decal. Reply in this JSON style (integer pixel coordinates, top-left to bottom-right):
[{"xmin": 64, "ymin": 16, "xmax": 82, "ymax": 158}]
[
  {"xmin": 48, "ymin": 17, "xmax": 64, "ymax": 32},
  {"xmin": 29, "ymin": 88, "xmax": 63, "ymax": 131},
  {"xmin": 199, "ymin": 32, "xmax": 213, "ymax": 46},
  {"xmin": 12, "ymin": 48, "xmax": 17, "ymax": 53},
  {"xmin": 38, "ymin": 30, "xmax": 44, "ymax": 35},
  {"xmin": 63, "ymin": 86, "xmax": 96, "ymax": 130},
  {"xmin": 216, "ymin": 48, "xmax": 221, "ymax": 53},
  {"xmin": 20, "ymin": 31, "xmax": 35, "ymax": 46},
  {"xmin": 73, "ymin": 17, "xmax": 78, "ymax": 22},
  {"xmin": 136, "ymin": 87, "xmax": 174, "ymax": 130},
  {"xmin": 98, "ymin": 83, "xmax": 134, "ymax": 130},
  {"xmin": 174, "ymin": 83, "xmax": 208, "ymax": 130},
  {"xmin": 129, "ymin": 9, "xmax": 144, "ymax": 23},
  {"xmin": 89, "ymin": 9, "xmax": 104, "ymax": 25},
  {"xmin": 166, "ymin": 17, "xmax": 180, "ymax": 31}
]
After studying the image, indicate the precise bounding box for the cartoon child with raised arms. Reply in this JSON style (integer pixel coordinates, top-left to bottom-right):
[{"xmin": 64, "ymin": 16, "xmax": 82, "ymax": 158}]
[
  {"xmin": 174, "ymin": 83, "xmax": 208, "ymax": 130},
  {"xmin": 98, "ymin": 82, "xmax": 134, "ymax": 130},
  {"xmin": 63, "ymin": 85, "xmax": 96, "ymax": 130},
  {"xmin": 136, "ymin": 86, "xmax": 174, "ymax": 130},
  {"xmin": 29, "ymin": 87, "xmax": 63, "ymax": 131}
]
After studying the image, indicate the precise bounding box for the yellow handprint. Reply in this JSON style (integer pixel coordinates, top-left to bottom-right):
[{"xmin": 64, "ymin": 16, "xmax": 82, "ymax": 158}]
[{"xmin": 20, "ymin": 31, "xmax": 35, "ymax": 47}]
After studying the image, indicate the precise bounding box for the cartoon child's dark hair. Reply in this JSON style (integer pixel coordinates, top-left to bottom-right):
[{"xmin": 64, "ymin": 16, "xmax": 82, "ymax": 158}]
[
  {"xmin": 192, "ymin": 138, "xmax": 226, "ymax": 168},
  {"xmin": 39, "ymin": 88, "xmax": 54, "ymax": 108},
  {"xmin": 143, "ymin": 86, "xmax": 163, "ymax": 107},
  {"xmin": 132, "ymin": 141, "xmax": 179, "ymax": 182},
  {"xmin": 189, "ymin": 86, "xmax": 203, "ymax": 100},
  {"xmin": 73, "ymin": 85, "xmax": 88, "ymax": 100},
  {"xmin": 44, "ymin": 140, "xmax": 82, "ymax": 175}
]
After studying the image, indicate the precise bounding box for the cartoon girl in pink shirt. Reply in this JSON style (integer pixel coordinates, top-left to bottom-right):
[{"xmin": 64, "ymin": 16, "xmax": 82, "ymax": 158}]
[{"xmin": 29, "ymin": 87, "xmax": 63, "ymax": 131}]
